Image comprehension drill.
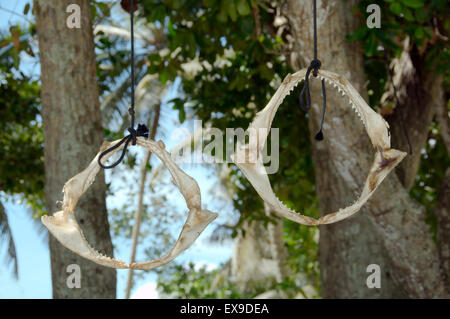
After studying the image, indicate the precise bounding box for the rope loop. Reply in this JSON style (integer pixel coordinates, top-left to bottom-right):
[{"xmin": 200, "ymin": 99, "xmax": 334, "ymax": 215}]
[
  {"xmin": 299, "ymin": 59, "xmax": 322, "ymax": 112},
  {"xmin": 98, "ymin": 124, "xmax": 149, "ymax": 169},
  {"xmin": 98, "ymin": 0, "xmax": 151, "ymax": 170}
]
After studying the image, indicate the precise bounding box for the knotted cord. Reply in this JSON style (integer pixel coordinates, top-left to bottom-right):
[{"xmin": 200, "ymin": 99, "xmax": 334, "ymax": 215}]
[
  {"xmin": 299, "ymin": 0, "xmax": 327, "ymax": 141},
  {"xmin": 98, "ymin": 0, "xmax": 149, "ymax": 169}
]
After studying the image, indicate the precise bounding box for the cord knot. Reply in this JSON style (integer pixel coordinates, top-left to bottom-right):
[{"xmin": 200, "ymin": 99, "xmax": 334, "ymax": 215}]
[
  {"xmin": 299, "ymin": 59, "xmax": 322, "ymax": 112},
  {"xmin": 128, "ymin": 124, "xmax": 149, "ymax": 145},
  {"xmin": 128, "ymin": 127, "xmax": 137, "ymax": 145}
]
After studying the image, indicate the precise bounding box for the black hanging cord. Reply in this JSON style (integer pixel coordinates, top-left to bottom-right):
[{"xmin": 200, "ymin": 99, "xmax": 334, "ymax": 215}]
[
  {"xmin": 129, "ymin": 0, "xmax": 135, "ymax": 129},
  {"xmin": 98, "ymin": 0, "xmax": 149, "ymax": 169},
  {"xmin": 299, "ymin": 0, "xmax": 327, "ymax": 141},
  {"xmin": 315, "ymin": 79, "xmax": 326, "ymax": 141}
]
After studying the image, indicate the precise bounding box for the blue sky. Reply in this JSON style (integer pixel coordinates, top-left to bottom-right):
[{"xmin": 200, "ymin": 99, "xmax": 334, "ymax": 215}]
[{"xmin": 0, "ymin": 0, "xmax": 235, "ymax": 299}]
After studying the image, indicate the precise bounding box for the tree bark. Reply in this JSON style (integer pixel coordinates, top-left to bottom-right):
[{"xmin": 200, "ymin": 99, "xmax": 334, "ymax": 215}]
[
  {"xmin": 385, "ymin": 48, "xmax": 450, "ymax": 293},
  {"xmin": 231, "ymin": 217, "xmax": 288, "ymax": 294},
  {"xmin": 35, "ymin": 0, "xmax": 116, "ymax": 298},
  {"xmin": 284, "ymin": 0, "xmax": 447, "ymax": 298},
  {"xmin": 432, "ymin": 75, "xmax": 450, "ymax": 292},
  {"xmin": 384, "ymin": 46, "xmax": 442, "ymax": 191},
  {"xmin": 436, "ymin": 168, "xmax": 450, "ymax": 292}
]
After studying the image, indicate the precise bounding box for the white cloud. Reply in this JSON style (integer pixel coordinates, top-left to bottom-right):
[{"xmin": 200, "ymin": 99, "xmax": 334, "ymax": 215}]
[
  {"xmin": 193, "ymin": 261, "xmax": 218, "ymax": 272},
  {"xmin": 131, "ymin": 282, "xmax": 159, "ymax": 299}
]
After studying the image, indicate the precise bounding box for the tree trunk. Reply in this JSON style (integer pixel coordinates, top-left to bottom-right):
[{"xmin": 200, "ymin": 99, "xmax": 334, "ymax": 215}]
[
  {"xmin": 433, "ymin": 76, "xmax": 450, "ymax": 292},
  {"xmin": 384, "ymin": 46, "xmax": 450, "ymax": 293},
  {"xmin": 35, "ymin": 0, "xmax": 116, "ymax": 298},
  {"xmin": 231, "ymin": 205, "xmax": 290, "ymax": 295},
  {"xmin": 436, "ymin": 168, "xmax": 450, "ymax": 292},
  {"xmin": 283, "ymin": 0, "xmax": 447, "ymax": 298},
  {"xmin": 384, "ymin": 44, "xmax": 442, "ymax": 191}
]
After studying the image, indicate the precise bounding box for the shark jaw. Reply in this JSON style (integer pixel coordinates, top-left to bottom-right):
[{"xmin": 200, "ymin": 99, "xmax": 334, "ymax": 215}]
[
  {"xmin": 42, "ymin": 137, "xmax": 217, "ymax": 269},
  {"xmin": 231, "ymin": 68, "xmax": 406, "ymax": 226}
]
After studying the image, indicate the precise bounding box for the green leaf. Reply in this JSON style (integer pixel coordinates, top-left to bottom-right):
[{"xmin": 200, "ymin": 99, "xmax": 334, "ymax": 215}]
[
  {"xmin": 168, "ymin": 20, "xmax": 176, "ymax": 37},
  {"xmin": 389, "ymin": 2, "xmax": 403, "ymax": 15},
  {"xmin": 414, "ymin": 26, "xmax": 424, "ymax": 38},
  {"xmin": 224, "ymin": 0, "xmax": 238, "ymax": 22},
  {"xmin": 96, "ymin": 3, "xmax": 110, "ymax": 17},
  {"xmin": 403, "ymin": 7, "xmax": 415, "ymax": 21},
  {"xmin": 178, "ymin": 106, "xmax": 186, "ymax": 123},
  {"xmin": 239, "ymin": 16, "xmax": 254, "ymax": 34},
  {"xmin": 217, "ymin": 1, "xmax": 228, "ymax": 22},
  {"xmin": 23, "ymin": 3, "xmax": 30, "ymax": 15},
  {"xmin": 203, "ymin": 0, "xmax": 217, "ymax": 7},
  {"xmin": 173, "ymin": 0, "xmax": 183, "ymax": 10},
  {"xmin": 365, "ymin": 32, "xmax": 377, "ymax": 57},
  {"xmin": 236, "ymin": 0, "xmax": 251, "ymax": 16},
  {"xmin": 346, "ymin": 27, "xmax": 368, "ymax": 41},
  {"xmin": 400, "ymin": 0, "xmax": 424, "ymax": 8},
  {"xmin": 415, "ymin": 7, "xmax": 431, "ymax": 24},
  {"xmin": 159, "ymin": 69, "xmax": 170, "ymax": 83}
]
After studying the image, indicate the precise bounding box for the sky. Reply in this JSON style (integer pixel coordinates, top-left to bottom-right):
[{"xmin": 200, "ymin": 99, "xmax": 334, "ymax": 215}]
[{"xmin": 0, "ymin": 0, "xmax": 235, "ymax": 299}]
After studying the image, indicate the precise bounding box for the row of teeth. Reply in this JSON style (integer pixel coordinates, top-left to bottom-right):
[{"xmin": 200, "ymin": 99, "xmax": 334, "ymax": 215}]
[
  {"xmin": 284, "ymin": 75, "xmax": 366, "ymax": 128},
  {"xmin": 276, "ymin": 194, "xmax": 362, "ymax": 219},
  {"xmin": 79, "ymin": 230, "xmax": 128, "ymax": 265},
  {"xmin": 275, "ymin": 195, "xmax": 301, "ymax": 215},
  {"xmin": 318, "ymin": 75, "xmax": 366, "ymax": 127}
]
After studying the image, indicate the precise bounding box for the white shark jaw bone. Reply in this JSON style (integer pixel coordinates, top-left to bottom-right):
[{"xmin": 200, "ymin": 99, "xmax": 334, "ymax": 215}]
[
  {"xmin": 231, "ymin": 68, "xmax": 407, "ymax": 226},
  {"xmin": 42, "ymin": 137, "xmax": 218, "ymax": 269}
]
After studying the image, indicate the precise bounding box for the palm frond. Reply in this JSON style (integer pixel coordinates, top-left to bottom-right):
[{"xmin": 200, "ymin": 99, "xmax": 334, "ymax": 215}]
[
  {"xmin": 0, "ymin": 202, "xmax": 18, "ymax": 279},
  {"xmin": 100, "ymin": 74, "xmax": 131, "ymax": 125},
  {"xmin": 94, "ymin": 24, "xmax": 156, "ymax": 45}
]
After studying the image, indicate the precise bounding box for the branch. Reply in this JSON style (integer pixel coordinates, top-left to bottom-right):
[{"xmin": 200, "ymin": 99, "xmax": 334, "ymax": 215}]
[
  {"xmin": 384, "ymin": 45, "xmax": 441, "ymax": 191},
  {"xmin": 125, "ymin": 103, "xmax": 161, "ymax": 299},
  {"xmin": 0, "ymin": 5, "xmax": 33, "ymax": 24},
  {"xmin": 435, "ymin": 95, "xmax": 450, "ymax": 154},
  {"xmin": 0, "ymin": 201, "xmax": 18, "ymax": 279}
]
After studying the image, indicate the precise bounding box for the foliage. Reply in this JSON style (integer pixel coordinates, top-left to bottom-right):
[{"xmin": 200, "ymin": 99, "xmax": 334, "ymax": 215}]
[
  {"xmin": 137, "ymin": 0, "xmax": 320, "ymax": 294},
  {"xmin": 347, "ymin": 0, "xmax": 449, "ymax": 238},
  {"xmin": 410, "ymin": 122, "xmax": 450, "ymax": 238},
  {"xmin": 0, "ymin": 201, "xmax": 17, "ymax": 278},
  {"xmin": 347, "ymin": 0, "xmax": 449, "ymax": 107},
  {"xmin": 0, "ymin": 19, "xmax": 42, "ymax": 277},
  {"xmin": 0, "ymin": 23, "xmax": 44, "ymax": 214},
  {"xmin": 157, "ymin": 263, "xmax": 250, "ymax": 298},
  {"xmin": 146, "ymin": 0, "xmax": 449, "ymax": 297},
  {"xmin": 1, "ymin": 0, "xmax": 447, "ymax": 298}
]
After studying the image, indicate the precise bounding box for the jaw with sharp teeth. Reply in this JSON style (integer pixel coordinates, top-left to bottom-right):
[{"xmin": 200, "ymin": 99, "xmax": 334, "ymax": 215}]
[
  {"xmin": 231, "ymin": 68, "xmax": 406, "ymax": 226},
  {"xmin": 42, "ymin": 137, "xmax": 218, "ymax": 269}
]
